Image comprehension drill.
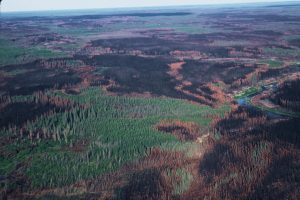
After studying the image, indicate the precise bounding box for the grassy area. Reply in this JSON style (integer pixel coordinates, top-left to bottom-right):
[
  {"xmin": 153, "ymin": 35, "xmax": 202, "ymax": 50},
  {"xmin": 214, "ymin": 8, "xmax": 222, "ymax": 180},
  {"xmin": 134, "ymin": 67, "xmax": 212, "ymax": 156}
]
[
  {"xmin": 1, "ymin": 87, "xmax": 230, "ymax": 190},
  {"xmin": 172, "ymin": 168, "xmax": 193, "ymax": 195},
  {"xmin": 260, "ymin": 59, "xmax": 284, "ymax": 68},
  {"xmin": 264, "ymin": 47, "xmax": 300, "ymax": 57},
  {"xmin": 234, "ymin": 86, "xmax": 261, "ymax": 99},
  {"xmin": 0, "ymin": 39, "xmax": 67, "ymax": 67},
  {"xmin": 290, "ymin": 61, "xmax": 300, "ymax": 65}
]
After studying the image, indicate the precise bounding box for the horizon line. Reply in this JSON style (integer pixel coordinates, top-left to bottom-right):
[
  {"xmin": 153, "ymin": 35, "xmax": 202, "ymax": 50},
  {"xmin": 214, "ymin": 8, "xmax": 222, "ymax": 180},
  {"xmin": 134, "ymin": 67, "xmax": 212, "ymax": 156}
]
[{"xmin": 2, "ymin": 0, "xmax": 300, "ymax": 13}]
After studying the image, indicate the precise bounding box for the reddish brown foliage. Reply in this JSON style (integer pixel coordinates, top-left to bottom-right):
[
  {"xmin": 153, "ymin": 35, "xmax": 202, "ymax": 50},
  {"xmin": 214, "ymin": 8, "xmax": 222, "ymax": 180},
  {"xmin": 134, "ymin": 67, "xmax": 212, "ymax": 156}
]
[
  {"xmin": 155, "ymin": 120, "xmax": 200, "ymax": 141},
  {"xmin": 182, "ymin": 107, "xmax": 300, "ymax": 200}
]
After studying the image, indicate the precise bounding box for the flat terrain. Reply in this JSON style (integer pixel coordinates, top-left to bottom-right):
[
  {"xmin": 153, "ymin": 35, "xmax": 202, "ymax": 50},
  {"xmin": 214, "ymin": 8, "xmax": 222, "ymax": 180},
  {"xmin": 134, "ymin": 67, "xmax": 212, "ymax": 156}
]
[{"xmin": 0, "ymin": 3, "xmax": 300, "ymax": 199}]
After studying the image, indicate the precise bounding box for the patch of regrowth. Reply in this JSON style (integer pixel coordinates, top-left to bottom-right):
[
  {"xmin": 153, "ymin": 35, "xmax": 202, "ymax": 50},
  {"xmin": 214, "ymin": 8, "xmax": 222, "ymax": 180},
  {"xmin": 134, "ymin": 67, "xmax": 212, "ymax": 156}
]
[
  {"xmin": 234, "ymin": 86, "xmax": 261, "ymax": 99},
  {"xmin": 259, "ymin": 59, "xmax": 284, "ymax": 68},
  {"xmin": 171, "ymin": 168, "xmax": 193, "ymax": 195}
]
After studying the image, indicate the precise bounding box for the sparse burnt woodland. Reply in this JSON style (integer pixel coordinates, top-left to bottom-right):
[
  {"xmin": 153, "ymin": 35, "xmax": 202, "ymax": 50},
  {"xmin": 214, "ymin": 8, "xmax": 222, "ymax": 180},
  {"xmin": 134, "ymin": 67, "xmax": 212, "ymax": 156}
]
[
  {"xmin": 271, "ymin": 79, "xmax": 300, "ymax": 112},
  {"xmin": 181, "ymin": 107, "xmax": 300, "ymax": 200}
]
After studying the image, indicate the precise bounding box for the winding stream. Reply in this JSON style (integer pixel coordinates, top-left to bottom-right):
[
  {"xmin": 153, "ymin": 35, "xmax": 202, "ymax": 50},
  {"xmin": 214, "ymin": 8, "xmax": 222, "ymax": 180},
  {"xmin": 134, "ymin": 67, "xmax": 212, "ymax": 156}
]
[{"xmin": 236, "ymin": 93, "xmax": 287, "ymax": 119}]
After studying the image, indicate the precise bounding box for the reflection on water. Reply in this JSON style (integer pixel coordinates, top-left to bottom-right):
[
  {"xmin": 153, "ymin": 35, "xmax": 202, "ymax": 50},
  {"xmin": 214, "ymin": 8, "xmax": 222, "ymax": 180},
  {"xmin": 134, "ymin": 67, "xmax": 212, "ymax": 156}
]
[{"xmin": 236, "ymin": 97, "xmax": 285, "ymax": 119}]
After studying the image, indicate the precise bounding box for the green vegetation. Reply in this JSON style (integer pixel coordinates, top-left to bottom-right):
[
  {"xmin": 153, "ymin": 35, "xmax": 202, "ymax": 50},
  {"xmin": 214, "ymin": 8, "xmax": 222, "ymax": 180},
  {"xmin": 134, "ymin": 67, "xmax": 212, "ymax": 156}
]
[
  {"xmin": 260, "ymin": 59, "xmax": 284, "ymax": 68},
  {"xmin": 291, "ymin": 61, "xmax": 300, "ymax": 65},
  {"xmin": 173, "ymin": 168, "xmax": 193, "ymax": 195},
  {"xmin": 0, "ymin": 39, "xmax": 66, "ymax": 67},
  {"xmin": 2, "ymin": 6, "xmax": 300, "ymax": 199},
  {"xmin": 1, "ymin": 87, "xmax": 230, "ymax": 190},
  {"xmin": 234, "ymin": 86, "xmax": 261, "ymax": 99},
  {"xmin": 251, "ymin": 101, "xmax": 300, "ymax": 117},
  {"xmin": 264, "ymin": 47, "xmax": 300, "ymax": 57}
]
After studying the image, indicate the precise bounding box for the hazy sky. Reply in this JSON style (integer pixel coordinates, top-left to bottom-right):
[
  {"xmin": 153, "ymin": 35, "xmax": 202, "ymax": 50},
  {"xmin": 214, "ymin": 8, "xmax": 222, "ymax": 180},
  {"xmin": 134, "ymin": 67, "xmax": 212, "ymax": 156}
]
[{"xmin": 1, "ymin": 0, "xmax": 298, "ymax": 12}]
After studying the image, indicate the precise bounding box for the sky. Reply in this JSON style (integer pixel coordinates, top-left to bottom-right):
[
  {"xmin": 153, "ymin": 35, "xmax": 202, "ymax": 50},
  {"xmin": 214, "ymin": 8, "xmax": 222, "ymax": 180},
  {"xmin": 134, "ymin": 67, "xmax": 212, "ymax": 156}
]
[{"xmin": 1, "ymin": 0, "xmax": 299, "ymax": 12}]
